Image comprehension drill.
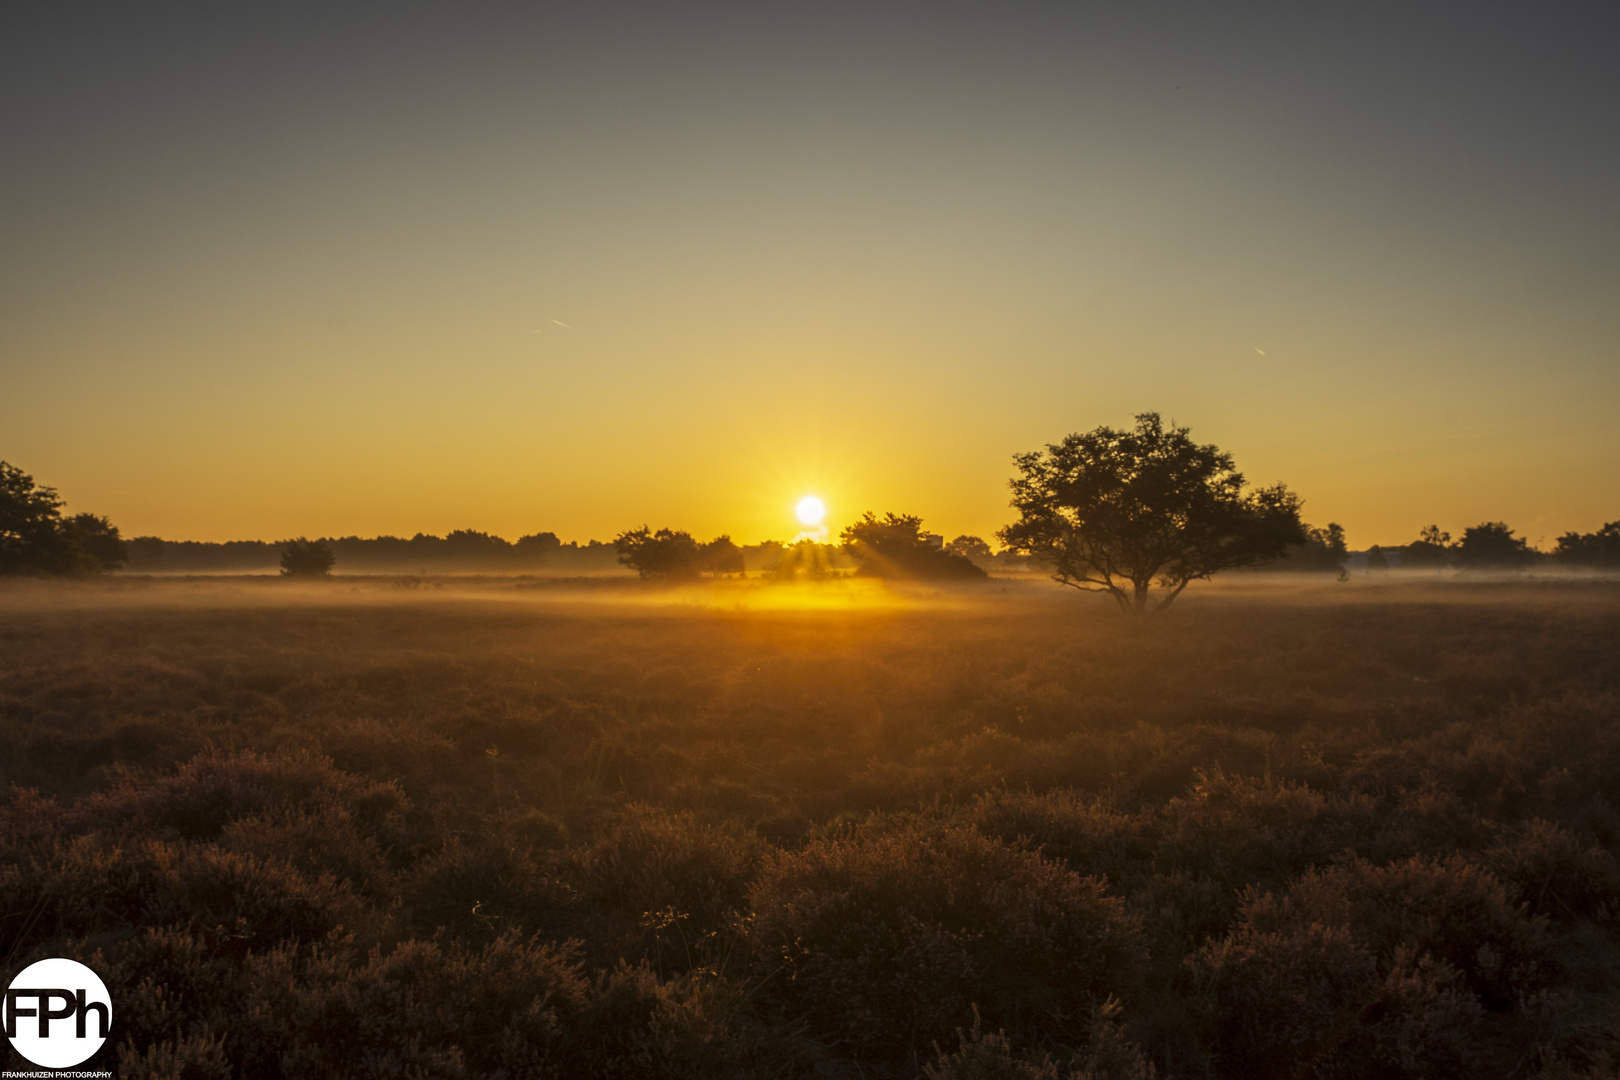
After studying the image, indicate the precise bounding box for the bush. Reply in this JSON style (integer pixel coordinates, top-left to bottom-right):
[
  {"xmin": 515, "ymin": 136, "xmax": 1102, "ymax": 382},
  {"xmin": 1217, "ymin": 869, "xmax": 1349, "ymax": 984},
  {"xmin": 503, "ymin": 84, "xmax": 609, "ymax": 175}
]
[
  {"xmin": 79, "ymin": 747, "xmax": 411, "ymax": 843},
  {"xmin": 1195, "ymin": 854, "xmax": 1559, "ymax": 1077},
  {"xmin": 280, "ymin": 537, "xmax": 336, "ymax": 576},
  {"xmin": 573, "ymin": 805, "xmax": 763, "ymax": 963},
  {"xmin": 925, "ymin": 1001, "xmax": 1155, "ymax": 1080},
  {"xmin": 749, "ymin": 818, "xmax": 1143, "ymax": 1063},
  {"xmin": 969, "ymin": 788, "xmax": 1150, "ymax": 887},
  {"xmin": 1483, "ymin": 819, "xmax": 1620, "ymax": 924}
]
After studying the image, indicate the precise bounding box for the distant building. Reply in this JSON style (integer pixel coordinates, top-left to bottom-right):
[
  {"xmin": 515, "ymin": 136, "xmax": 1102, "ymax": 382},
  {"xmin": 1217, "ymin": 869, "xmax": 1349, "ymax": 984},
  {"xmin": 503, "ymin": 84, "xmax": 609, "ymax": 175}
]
[{"xmin": 925, "ymin": 533, "xmax": 945, "ymax": 550}]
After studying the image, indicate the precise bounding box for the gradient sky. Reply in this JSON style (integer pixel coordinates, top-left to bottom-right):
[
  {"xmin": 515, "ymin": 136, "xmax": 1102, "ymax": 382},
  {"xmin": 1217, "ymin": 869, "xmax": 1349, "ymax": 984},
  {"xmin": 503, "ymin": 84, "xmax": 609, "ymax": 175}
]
[{"xmin": 3, "ymin": 2, "xmax": 1617, "ymax": 547}]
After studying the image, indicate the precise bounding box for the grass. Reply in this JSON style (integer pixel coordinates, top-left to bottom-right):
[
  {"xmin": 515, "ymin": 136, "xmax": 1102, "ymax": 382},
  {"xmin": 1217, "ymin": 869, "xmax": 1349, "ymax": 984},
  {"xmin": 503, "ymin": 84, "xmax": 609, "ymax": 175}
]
[{"xmin": 3, "ymin": 574, "xmax": 1619, "ymax": 1077}]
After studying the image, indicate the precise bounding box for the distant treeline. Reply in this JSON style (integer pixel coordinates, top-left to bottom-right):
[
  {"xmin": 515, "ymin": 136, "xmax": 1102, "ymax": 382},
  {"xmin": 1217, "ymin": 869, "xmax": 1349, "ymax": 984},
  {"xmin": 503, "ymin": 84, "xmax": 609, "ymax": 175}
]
[
  {"xmin": 104, "ymin": 518, "xmax": 1620, "ymax": 577},
  {"xmin": 1263, "ymin": 520, "xmax": 1620, "ymax": 574},
  {"xmin": 124, "ymin": 532, "xmax": 623, "ymax": 574},
  {"xmin": 9, "ymin": 454, "xmax": 1619, "ymax": 580}
]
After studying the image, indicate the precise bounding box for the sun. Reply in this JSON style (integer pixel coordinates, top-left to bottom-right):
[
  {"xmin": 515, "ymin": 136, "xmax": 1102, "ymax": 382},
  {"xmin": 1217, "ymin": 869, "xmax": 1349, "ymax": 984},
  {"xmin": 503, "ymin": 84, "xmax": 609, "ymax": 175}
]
[{"xmin": 795, "ymin": 495, "xmax": 826, "ymax": 526}]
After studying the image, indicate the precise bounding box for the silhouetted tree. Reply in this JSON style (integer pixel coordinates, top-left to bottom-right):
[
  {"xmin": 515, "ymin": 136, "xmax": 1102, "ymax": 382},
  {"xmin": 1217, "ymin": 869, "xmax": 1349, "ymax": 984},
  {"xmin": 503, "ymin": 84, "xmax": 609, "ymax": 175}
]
[
  {"xmin": 1, "ymin": 461, "xmax": 126, "ymax": 575},
  {"xmin": 840, "ymin": 512, "xmax": 987, "ymax": 580},
  {"xmin": 1277, "ymin": 522, "xmax": 1349, "ymax": 573},
  {"xmin": 999, "ymin": 413, "xmax": 1305, "ymax": 615},
  {"xmin": 614, "ymin": 527, "xmax": 702, "ymax": 581},
  {"xmin": 699, "ymin": 535, "xmax": 745, "ymax": 576},
  {"xmin": 1, "ymin": 460, "xmax": 72, "ymax": 574},
  {"xmin": 775, "ymin": 540, "xmax": 839, "ymax": 580},
  {"xmin": 280, "ymin": 537, "xmax": 336, "ymax": 577},
  {"xmin": 62, "ymin": 513, "xmax": 128, "ymax": 573},
  {"xmin": 945, "ymin": 535, "xmax": 993, "ymax": 560},
  {"xmin": 1403, "ymin": 525, "xmax": 1454, "ymax": 572},
  {"xmin": 1458, "ymin": 522, "xmax": 1535, "ymax": 570},
  {"xmin": 515, "ymin": 531, "xmax": 561, "ymax": 566},
  {"xmin": 124, "ymin": 536, "xmax": 168, "ymax": 571},
  {"xmin": 1365, "ymin": 545, "xmax": 1389, "ymax": 574},
  {"xmin": 438, "ymin": 529, "xmax": 513, "ymax": 568},
  {"xmin": 1555, "ymin": 522, "xmax": 1620, "ymax": 569},
  {"xmin": 744, "ymin": 540, "xmax": 786, "ymax": 575}
]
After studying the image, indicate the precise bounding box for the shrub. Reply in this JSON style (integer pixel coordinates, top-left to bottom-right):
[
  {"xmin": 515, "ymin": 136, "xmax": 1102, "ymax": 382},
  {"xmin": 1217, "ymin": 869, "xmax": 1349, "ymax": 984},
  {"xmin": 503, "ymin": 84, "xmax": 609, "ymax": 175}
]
[
  {"xmin": 577, "ymin": 805, "xmax": 762, "ymax": 932},
  {"xmin": 7, "ymin": 836, "xmax": 369, "ymax": 955},
  {"xmin": 969, "ymin": 788, "xmax": 1150, "ymax": 887},
  {"xmin": 280, "ymin": 537, "xmax": 336, "ymax": 576},
  {"xmin": 402, "ymin": 831, "xmax": 577, "ymax": 942},
  {"xmin": 1484, "ymin": 819, "xmax": 1620, "ymax": 923},
  {"xmin": 79, "ymin": 746, "xmax": 411, "ymax": 844},
  {"xmin": 1194, "ymin": 918, "xmax": 1380, "ymax": 1077},
  {"xmin": 925, "ymin": 1000, "xmax": 1155, "ymax": 1080},
  {"xmin": 1196, "ymin": 854, "xmax": 1559, "ymax": 1077},
  {"xmin": 1154, "ymin": 769, "xmax": 1378, "ymax": 896},
  {"xmin": 749, "ymin": 818, "xmax": 1143, "ymax": 1063}
]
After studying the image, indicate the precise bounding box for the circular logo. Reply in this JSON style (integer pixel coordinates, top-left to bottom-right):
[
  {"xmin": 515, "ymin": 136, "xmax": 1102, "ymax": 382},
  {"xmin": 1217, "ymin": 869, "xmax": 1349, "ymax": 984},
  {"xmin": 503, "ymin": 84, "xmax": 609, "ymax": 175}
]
[{"xmin": 5, "ymin": 958, "xmax": 112, "ymax": 1069}]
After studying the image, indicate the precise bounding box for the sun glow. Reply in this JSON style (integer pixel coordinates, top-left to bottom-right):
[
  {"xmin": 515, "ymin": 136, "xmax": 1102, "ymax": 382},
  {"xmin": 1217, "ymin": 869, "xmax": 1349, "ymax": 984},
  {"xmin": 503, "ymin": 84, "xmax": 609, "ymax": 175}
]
[{"xmin": 795, "ymin": 495, "xmax": 826, "ymax": 526}]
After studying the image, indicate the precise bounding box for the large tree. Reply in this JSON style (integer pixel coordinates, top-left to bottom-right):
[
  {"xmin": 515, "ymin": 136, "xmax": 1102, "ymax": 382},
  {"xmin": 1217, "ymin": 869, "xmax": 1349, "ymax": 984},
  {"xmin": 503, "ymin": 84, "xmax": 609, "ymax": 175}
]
[{"xmin": 998, "ymin": 413, "xmax": 1305, "ymax": 615}]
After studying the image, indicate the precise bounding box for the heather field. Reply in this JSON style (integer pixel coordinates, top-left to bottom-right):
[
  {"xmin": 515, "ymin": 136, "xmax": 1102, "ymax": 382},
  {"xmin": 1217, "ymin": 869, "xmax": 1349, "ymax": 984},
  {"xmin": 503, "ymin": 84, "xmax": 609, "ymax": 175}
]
[{"xmin": 4, "ymin": 576, "xmax": 1620, "ymax": 1078}]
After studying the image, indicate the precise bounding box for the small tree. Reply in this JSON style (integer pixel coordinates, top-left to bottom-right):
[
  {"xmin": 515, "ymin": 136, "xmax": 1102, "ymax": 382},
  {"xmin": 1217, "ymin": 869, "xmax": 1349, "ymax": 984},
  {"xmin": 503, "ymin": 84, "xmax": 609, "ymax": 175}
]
[
  {"xmin": 1403, "ymin": 525, "xmax": 1454, "ymax": 572},
  {"xmin": 999, "ymin": 413, "xmax": 1305, "ymax": 615},
  {"xmin": 1554, "ymin": 522, "xmax": 1620, "ymax": 569},
  {"xmin": 62, "ymin": 513, "xmax": 128, "ymax": 573},
  {"xmin": 614, "ymin": 526, "xmax": 701, "ymax": 581},
  {"xmin": 840, "ymin": 513, "xmax": 986, "ymax": 580},
  {"xmin": 945, "ymin": 535, "xmax": 993, "ymax": 561},
  {"xmin": 515, "ymin": 531, "xmax": 561, "ymax": 569},
  {"xmin": 1365, "ymin": 545, "xmax": 1389, "ymax": 574},
  {"xmin": 1458, "ymin": 522, "xmax": 1534, "ymax": 570},
  {"xmin": 775, "ymin": 540, "xmax": 838, "ymax": 581},
  {"xmin": 280, "ymin": 537, "xmax": 336, "ymax": 577},
  {"xmin": 1278, "ymin": 522, "xmax": 1349, "ymax": 573},
  {"xmin": 699, "ymin": 535, "xmax": 745, "ymax": 576}
]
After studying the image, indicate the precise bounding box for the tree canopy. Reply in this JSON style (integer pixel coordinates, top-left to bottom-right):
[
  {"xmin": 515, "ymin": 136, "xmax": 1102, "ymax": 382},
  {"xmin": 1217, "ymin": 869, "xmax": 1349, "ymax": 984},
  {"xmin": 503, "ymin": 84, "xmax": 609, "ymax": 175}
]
[
  {"xmin": 700, "ymin": 535, "xmax": 746, "ymax": 576},
  {"xmin": 0, "ymin": 461, "xmax": 127, "ymax": 575},
  {"xmin": 1278, "ymin": 522, "xmax": 1349, "ymax": 574},
  {"xmin": 839, "ymin": 512, "xmax": 986, "ymax": 580},
  {"xmin": 1458, "ymin": 522, "xmax": 1535, "ymax": 569},
  {"xmin": 945, "ymin": 535, "xmax": 993, "ymax": 560},
  {"xmin": 280, "ymin": 537, "xmax": 336, "ymax": 577},
  {"xmin": 615, "ymin": 527, "xmax": 700, "ymax": 581},
  {"xmin": 1556, "ymin": 522, "xmax": 1620, "ymax": 569},
  {"xmin": 1403, "ymin": 525, "xmax": 1454, "ymax": 572},
  {"xmin": 614, "ymin": 528, "xmax": 746, "ymax": 581},
  {"xmin": 998, "ymin": 413, "xmax": 1304, "ymax": 615}
]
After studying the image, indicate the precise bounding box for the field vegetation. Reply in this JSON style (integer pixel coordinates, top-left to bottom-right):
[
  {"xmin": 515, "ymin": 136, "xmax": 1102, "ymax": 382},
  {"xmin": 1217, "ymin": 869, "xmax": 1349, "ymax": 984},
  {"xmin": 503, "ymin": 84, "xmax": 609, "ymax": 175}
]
[{"xmin": 3, "ymin": 575, "xmax": 1620, "ymax": 1078}]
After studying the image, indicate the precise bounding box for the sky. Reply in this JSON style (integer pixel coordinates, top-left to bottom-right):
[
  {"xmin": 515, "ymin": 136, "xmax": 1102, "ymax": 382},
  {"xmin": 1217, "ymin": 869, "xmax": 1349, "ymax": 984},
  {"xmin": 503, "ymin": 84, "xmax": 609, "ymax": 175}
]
[{"xmin": 2, "ymin": 1, "xmax": 1617, "ymax": 548}]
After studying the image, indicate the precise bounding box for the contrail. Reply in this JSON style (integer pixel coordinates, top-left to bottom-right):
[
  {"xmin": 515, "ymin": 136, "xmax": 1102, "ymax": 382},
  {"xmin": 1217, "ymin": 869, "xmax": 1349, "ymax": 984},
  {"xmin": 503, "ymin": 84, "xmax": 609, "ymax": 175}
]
[
  {"xmin": 1254, "ymin": 347, "xmax": 1265, "ymax": 356},
  {"xmin": 535, "ymin": 319, "xmax": 577, "ymax": 332}
]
